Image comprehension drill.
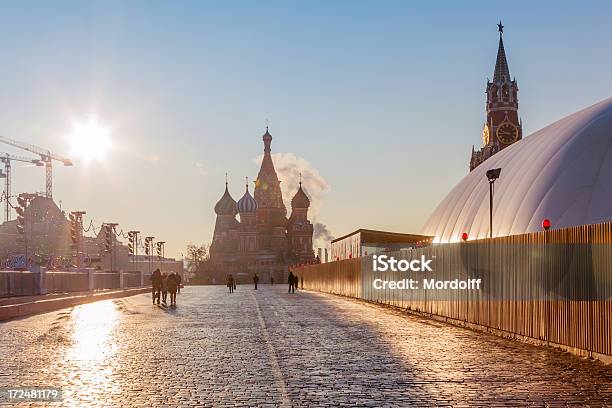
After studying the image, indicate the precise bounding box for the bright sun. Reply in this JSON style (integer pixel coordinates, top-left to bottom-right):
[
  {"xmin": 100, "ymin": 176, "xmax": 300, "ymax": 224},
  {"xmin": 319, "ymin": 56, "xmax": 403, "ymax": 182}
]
[{"xmin": 68, "ymin": 117, "xmax": 112, "ymax": 163}]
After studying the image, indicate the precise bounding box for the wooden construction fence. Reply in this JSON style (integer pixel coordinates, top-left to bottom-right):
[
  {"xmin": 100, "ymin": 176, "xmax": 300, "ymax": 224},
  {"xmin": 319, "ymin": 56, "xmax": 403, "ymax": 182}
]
[{"xmin": 298, "ymin": 222, "xmax": 612, "ymax": 361}]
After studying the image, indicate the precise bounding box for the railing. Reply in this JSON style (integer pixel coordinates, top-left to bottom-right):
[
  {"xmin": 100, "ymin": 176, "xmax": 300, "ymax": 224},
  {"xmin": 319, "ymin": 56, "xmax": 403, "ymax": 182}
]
[
  {"xmin": 298, "ymin": 222, "xmax": 612, "ymax": 361},
  {"xmin": 0, "ymin": 270, "xmax": 38, "ymax": 297},
  {"xmin": 46, "ymin": 271, "xmax": 89, "ymax": 293},
  {"xmin": 0, "ymin": 268, "xmax": 152, "ymax": 297}
]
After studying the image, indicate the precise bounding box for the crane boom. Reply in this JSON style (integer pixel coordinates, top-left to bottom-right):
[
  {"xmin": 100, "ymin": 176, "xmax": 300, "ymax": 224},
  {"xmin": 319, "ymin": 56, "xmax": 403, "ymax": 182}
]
[
  {"xmin": 0, "ymin": 135, "xmax": 72, "ymax": 165},
  {"xmin": 0, "ymin": 135, "xmax": 73, "ymax": 199},
  {"xmin": 0, "ymin": 152, "xmax": 44, "ymax": 165}
]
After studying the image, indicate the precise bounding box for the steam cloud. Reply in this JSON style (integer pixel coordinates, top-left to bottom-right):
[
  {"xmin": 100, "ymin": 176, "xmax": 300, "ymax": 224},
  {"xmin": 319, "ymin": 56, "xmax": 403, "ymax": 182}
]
[
  {"xmin": 314, "ymin": 222, "xmax": 335, "ymax": 242},
  {"xmin": 254, "ymin": 152, "xmax": 334, "ymax": 249}
]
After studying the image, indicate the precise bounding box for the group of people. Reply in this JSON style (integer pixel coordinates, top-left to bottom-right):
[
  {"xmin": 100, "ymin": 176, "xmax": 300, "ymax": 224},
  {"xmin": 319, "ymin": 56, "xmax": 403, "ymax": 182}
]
[
  {"xmin": 225, "ymin": 272, "xmax": 301, "ymax": 293},
  {"xmin": 151, "ymin": 269, "xmax": 302, "ymax": 300},
  {"xmin": 150, "ymin": 268, "xmax": 182, "ymax": 305}
]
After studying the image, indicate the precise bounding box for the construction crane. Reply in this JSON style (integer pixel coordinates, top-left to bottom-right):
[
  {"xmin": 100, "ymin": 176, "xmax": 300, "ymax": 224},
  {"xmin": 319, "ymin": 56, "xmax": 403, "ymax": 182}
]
[
  {"xmin": 0, "ymin": 135, "xmax": 73, "ymax": 200},
  {"xmin": 0, "ymin": 152, "xmax": 44, "ymax": 222}
]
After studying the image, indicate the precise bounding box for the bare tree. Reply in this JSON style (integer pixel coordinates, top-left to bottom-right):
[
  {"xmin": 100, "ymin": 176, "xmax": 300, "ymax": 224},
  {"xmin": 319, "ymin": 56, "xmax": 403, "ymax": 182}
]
[{"xmin": 186, "ymin": 243, "xmax": 209, "ymax": 278}]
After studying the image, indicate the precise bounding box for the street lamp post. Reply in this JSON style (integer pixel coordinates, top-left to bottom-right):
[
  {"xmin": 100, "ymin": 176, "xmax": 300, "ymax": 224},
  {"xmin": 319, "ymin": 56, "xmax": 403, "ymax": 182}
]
[
  {"xmin": 157, "ymin": 241, "xmax": 166, "ymax": 272},
  {"xmin": 128, "ymin": 230, "xmax": 140, "ymax": 273},
  {"xmin": 16, "ymin": 193, "xmax": 36, "ymax": 269},
  {"xmin": 146, "ymin": 236, "xmax": 154, "ymax": 275},
  {"xmin": 70, "ymin": 211, "xmax": 86, "ymax": 268},
  {"xmin": 107, "ymin": 223, "xmax": 119, "ymax": 272},
  {"xmin": 486, "ymin": 168, "xmax": 502, "ymax": 239}
]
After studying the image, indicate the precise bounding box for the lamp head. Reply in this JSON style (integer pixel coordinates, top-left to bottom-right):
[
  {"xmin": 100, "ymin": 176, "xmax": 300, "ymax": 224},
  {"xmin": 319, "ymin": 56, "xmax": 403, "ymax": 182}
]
[{"xmin": 486, "ymin": 168, "xmax": 501, "ymax": 182}]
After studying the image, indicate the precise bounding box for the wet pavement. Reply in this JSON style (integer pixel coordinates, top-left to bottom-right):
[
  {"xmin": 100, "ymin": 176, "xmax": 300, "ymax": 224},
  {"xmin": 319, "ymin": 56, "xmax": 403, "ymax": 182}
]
[{"xmin": 1, "ymin": 285, "xmax": 611, "ymax": 407}]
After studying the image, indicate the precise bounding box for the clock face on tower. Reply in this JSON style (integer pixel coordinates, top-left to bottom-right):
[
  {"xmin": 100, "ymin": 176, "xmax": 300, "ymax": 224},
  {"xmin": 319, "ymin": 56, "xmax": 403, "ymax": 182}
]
[
  {"xmin": 497, "ymin": 122, "xmax": 518, "ymax": 145},
  {"xmin": 482, "ymin": 124, "xmax": 490, "ymax": 145}
]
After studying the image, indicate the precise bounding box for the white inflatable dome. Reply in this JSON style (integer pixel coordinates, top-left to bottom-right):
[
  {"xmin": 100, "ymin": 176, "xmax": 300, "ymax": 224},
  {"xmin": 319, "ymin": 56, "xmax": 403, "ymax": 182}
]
[{"xmin": 423, "ymin": 98, "xmax": 612, "ymax": 242}]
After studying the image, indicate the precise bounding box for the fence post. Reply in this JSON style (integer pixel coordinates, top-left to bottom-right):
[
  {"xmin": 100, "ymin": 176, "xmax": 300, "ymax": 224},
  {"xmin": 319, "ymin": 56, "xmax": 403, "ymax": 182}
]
[
  {"xmin": 140, "ymin": 270, "xmax": 145, "ymax": 287},
  {"xmin": 119, "ymin": 270, "xmax": 125, "ymax": 289},
  {"xmin": 87, "ymin": 268, "xmax": 95, "ymax": 291},
  {"xmin": 8, "ymin": 272, "xmax": 15, "ymax": 296},
  {"xmin": 38, "ymin": 267, "xmax": 47, "ymax": 295}
]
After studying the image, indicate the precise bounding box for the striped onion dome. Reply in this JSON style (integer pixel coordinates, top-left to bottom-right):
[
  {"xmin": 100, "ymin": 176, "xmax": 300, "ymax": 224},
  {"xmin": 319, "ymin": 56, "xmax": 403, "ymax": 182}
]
[
  {"xmin": 214, "ymin": 183, "xmax": 237, "ymax": 215},
  {"xmin": 291, "ymin": 183, "xmax": 310, "ymax": 209},
  {"xmin": 237, "ymin": 183, "xmax": 258, "ymax": 213}
]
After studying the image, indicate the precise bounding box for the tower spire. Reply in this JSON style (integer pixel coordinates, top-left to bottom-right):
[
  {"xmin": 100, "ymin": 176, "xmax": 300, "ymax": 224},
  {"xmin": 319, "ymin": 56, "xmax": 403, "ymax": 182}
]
[
  {"xmin": 255, "ymin": 127, "xmax": 286, "ymax": 214},
  {"xmin": 262, "ymin": 124, "xmax": 272, "ymax": 154},
  {"xmin": 493, "ymin": 21, "xmax": 510, "ymax": 82}
]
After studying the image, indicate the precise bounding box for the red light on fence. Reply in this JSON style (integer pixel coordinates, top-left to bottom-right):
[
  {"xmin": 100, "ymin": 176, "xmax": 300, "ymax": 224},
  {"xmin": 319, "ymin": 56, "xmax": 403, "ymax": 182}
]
[
  {"xmin": 542, "ymin": 218, "xmax": 551, "ymax": 231},
  {"xmin": 461, "ymin": 232, "xmax": 468, "ymax": 241}
]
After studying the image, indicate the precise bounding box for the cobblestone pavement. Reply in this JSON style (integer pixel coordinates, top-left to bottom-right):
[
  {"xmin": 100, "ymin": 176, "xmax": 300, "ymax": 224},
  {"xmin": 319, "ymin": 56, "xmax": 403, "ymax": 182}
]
[{"xmin": 1, "ymin": 285, "xmax": 611, "ymax": 407}]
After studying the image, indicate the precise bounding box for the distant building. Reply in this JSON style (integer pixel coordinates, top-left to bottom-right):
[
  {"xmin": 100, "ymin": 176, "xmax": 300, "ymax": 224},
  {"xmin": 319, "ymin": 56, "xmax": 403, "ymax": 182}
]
[
  {"xmin": 470, "ymin": 22, "xmax": 523, "ymax": 171},
  {"xmin": 0, "ymin": 195, "xmax": 180, "ymax": 273},
  {"xmin": 330, "ymin": 229, "xmax": 432, "ymax": 261},
  {"xmin": 0, "ymin": 196, "xmax": 70, "ymax": 263},
  {"xmin": 209, "ymin": 128, "xmax": 316, "ymax": 283}
]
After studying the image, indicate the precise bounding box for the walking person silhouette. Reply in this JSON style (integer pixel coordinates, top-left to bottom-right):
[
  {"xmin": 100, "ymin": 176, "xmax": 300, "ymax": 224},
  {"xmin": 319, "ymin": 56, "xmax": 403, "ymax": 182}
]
[
  {"xmin": 161, "ymin": 272, "xmax": 169, "ymax": 304},
  {"xmin": 288, "ymin": 271, "xmax": 295, "ymax": 293},
  {"xmin": 167, "ymin": 272, "xmax": 179, "ymax": 306},
  {"xmin": 150, "ymin": 268, "xmax": 162, "ymax": 305},
  {"xmin": 176, "ymin": 272, "xmax": 182, "ymax": 294},
  {"xmin": 227, "ymin": 274, "xmax": 235, "ymax": 293}
]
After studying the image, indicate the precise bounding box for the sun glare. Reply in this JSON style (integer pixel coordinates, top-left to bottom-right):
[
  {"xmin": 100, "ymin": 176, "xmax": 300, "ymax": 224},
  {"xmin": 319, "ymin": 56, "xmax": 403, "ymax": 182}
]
[{"xmin": 68, "ymin": 117, "xmax": 112, "ymax": 163}]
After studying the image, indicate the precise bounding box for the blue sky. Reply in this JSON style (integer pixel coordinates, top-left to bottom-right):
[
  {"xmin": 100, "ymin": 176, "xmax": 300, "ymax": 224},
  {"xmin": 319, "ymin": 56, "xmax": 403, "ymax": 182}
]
[{"xmin": 0, "ymin": 1, "xmax": 611, "ymax": 257}]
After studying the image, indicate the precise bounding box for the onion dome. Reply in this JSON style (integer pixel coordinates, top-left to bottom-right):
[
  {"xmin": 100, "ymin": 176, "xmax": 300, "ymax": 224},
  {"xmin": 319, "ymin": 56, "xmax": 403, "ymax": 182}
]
[
  {"xmin": 291, "ymin": 182, "xmax": 310, "ymax": 209},
  {"xmin": 237, "ymin": 179, "xmax": 258, "ymax": 213},
  {"xmin": 214, "ymin": 182, "xmax": 237, "ymax": 215},
  {"xmin": 263, "ymin": 126, "xmax": 272, "ymax": 153}
]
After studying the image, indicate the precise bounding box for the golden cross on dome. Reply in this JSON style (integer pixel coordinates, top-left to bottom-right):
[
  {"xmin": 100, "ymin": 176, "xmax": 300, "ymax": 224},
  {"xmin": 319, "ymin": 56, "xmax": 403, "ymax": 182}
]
[
  {"xmin": 299, "ymin": 172, "xmax": 302, "ymax": 186},
  {"xmin": 225, "ymin": 172, "xmax": 228, "ymax": 186}
]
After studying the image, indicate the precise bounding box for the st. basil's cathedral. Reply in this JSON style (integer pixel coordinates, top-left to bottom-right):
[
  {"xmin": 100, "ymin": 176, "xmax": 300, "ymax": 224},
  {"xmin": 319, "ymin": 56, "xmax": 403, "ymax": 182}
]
[{"xmin": 209, "ymin": 128, "xmax": 315, "ymax": 283}]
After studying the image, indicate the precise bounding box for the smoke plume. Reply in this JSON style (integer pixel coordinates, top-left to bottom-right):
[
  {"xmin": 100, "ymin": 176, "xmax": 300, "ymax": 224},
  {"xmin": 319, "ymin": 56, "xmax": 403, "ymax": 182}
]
[
  {"xmin": 254, "ymin": 152, "xmax": 334, "ymax": 249},
  {"xmin": 314, "ymin": 222, "xmax": 335, "ymax": 242}
]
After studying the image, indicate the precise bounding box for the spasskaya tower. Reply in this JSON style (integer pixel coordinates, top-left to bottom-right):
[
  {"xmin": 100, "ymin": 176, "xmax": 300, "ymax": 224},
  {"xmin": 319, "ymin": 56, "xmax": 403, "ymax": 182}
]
[{"xmin": 470, "ymin": 22, "xmax": 523, "ymax": 171}]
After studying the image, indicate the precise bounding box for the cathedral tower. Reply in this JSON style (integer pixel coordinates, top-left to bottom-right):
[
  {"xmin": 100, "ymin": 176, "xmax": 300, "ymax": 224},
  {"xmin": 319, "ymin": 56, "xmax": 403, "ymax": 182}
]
[
  {"xmin": 254, "ymin": 128, "xmax": 288, "ymax": 252},
  {"xmin": 236, "ymin": 178, "xmax": 258, "ymax": 253},
  {"xmin": 287, "ymin": 178, "xmax": 315, "ymax": 262},
  {"xmin": 210, "ymin": 180, "xmax": 239, "ymax": 256},
  {"xmin": 470, "ymin": 22, "xmax": 523, "ymax": 171}
]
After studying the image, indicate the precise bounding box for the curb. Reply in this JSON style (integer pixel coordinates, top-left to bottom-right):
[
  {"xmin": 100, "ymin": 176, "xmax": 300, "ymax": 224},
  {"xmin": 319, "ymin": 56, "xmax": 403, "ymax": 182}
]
[{"xmin": 0, "ymin": 287, "xmax": 151, "ymax": 321}]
